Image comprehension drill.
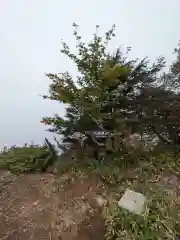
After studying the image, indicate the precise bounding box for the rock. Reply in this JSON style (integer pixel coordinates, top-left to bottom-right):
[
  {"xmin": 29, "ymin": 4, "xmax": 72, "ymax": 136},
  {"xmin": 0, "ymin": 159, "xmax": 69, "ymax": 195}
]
[
  {"xmin": 33, "ymin": 201, "xmax": 39, "ymax": 206},
  {"xmin": 95, "ymin": 195, "xmax": 107, "ymax": 207},
  {"xmin": 118, "ymin": 189, "xmax": 146, "ymax": 215}
]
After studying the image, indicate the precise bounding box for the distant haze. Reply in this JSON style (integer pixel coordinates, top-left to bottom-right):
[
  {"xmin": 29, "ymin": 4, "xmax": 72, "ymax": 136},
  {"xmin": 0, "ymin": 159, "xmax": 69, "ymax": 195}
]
[{"xmin": 0, "ymin": 0, "xmax": 180, "ymax": 148}]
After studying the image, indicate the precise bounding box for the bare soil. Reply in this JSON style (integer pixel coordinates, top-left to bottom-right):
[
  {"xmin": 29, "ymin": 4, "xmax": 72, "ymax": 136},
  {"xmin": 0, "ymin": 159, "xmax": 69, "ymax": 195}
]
[
  {"xmin": 1, "ymin": 166, "xmax": 178, "ymax": 240},
  {"xmin": 0, "ymin": 170, "xmax": 107, "ymax": 240}
]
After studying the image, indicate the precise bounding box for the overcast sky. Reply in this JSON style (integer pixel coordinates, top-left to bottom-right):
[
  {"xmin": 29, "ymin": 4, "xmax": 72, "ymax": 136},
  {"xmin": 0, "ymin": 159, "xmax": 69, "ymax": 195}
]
[{"xmin": 0, "ymin": 0, "xmax": 180, "ymax": 148}]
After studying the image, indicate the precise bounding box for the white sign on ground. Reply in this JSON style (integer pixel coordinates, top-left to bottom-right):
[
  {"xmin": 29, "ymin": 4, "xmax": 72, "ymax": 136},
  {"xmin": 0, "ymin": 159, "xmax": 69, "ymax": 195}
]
[{"xmin": 118, "ymin": 189, "xmax": 146, "ymax": 215}]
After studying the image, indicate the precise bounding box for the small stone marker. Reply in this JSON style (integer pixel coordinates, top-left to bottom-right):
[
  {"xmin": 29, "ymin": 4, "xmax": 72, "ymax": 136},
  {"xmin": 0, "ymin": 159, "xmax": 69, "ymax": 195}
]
[{"xmin": 118, "ymin": 189, "xmax": 146, "ymax": 215}]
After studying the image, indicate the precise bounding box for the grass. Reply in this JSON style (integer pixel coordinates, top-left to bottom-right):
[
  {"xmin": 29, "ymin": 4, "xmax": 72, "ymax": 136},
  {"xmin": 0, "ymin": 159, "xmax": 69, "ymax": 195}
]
[
  {"xmin": 104, "ymin": 185, "xmax": 180, "ymax": 239},
  {"xmin": 0, "ymin": 144, "xmax": 54, "ymax": 173},
  {"xmin": 95, "ymin": 154, "xmax": 180, "ymax": 240},
  {"xmin": 71, "ymin": 151, "xmax": 180, "ymax": 239}
]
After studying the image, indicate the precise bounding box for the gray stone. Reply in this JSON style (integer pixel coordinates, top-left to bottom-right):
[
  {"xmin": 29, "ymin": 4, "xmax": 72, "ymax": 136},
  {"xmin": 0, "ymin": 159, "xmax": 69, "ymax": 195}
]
[
  {"xmin": 95, "ymin": 195, "xmax": 107, "ymax": 207},
  {"xmin": 118, "ymin": 189, "xmax": 146, "ymax": 215}
]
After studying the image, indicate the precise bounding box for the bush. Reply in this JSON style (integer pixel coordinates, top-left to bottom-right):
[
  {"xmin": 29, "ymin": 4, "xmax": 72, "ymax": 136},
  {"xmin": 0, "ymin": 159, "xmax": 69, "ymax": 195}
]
[{"xmin": 0, "ymin": 140, "xmax": 58, "ymax": 173}]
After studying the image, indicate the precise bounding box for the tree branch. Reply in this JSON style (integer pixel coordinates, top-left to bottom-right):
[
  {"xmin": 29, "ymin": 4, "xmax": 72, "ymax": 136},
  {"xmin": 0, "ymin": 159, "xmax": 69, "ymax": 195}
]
[{"xmin": 150, "ymin": 124, "xmax": 171, "ymax": 144}]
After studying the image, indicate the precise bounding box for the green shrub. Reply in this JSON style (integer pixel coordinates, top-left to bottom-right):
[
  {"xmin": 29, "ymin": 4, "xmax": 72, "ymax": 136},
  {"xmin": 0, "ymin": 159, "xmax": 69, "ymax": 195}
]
[{"xmin": 0, "ymin": 140, "xmax": 58, "ymax": 173}]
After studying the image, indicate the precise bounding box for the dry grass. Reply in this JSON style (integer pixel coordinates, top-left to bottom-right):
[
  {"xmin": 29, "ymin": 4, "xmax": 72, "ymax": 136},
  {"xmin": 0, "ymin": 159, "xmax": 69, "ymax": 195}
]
[{"xmin": 100, "ymin": 160, "xmax": 180, "ymax": 240}]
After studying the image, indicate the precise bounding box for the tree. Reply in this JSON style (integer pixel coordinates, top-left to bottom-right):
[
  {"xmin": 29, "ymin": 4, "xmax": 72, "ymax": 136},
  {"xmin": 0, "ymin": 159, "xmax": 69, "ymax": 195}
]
[
  {"xmin": 41, "ymin": 23, "xmax": 180, "ymax": 156},
  {"xmin": 147, "ymin": 41, "xmax": 180, "ymax": 146},
  {"xmin": 41, "ymin": 23, "xmax": 129, "ymax": 150}
]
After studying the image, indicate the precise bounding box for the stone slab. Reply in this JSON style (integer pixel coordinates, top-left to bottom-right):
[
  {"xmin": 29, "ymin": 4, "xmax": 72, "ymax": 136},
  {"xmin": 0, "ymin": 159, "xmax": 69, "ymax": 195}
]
[{"xmin": 118, "ymin": 189, "xmax": 146, "ymax": 215}]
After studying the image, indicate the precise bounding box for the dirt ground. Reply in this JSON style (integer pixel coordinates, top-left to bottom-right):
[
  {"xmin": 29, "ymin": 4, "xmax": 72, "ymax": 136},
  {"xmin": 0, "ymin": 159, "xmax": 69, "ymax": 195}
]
[
  {"xmin": 1, "ymin": 166, "xmax": 179, "ymax": 240},
  {"xmin": 0, "ymin": 170, "xmax": 108, "ymax": 240}
]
